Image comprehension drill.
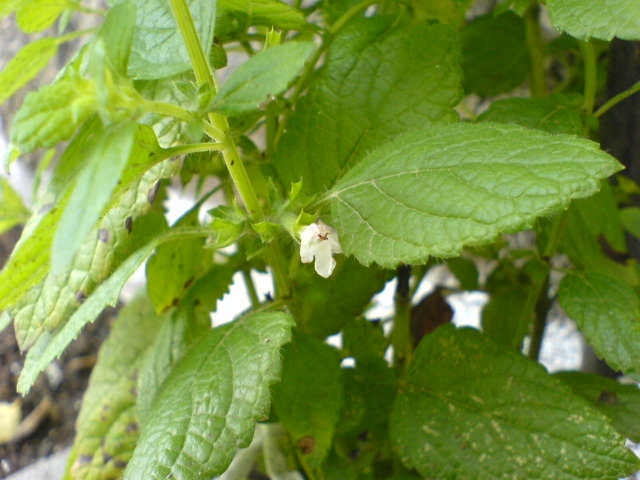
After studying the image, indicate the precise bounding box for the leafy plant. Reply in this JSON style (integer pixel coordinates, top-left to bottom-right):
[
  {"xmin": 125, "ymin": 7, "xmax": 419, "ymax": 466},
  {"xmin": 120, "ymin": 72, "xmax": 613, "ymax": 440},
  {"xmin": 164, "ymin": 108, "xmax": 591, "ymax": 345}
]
[{"xmin": 2, "ymin": 0, "xmax": 640, "ymax": 478}]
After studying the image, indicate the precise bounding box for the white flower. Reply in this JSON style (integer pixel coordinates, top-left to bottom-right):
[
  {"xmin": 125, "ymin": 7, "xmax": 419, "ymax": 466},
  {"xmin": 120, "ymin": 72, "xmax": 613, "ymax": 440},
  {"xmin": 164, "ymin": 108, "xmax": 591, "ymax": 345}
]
[{"xmin": 299, "ymin": 221, "xmax": 342, "ymax": 278}]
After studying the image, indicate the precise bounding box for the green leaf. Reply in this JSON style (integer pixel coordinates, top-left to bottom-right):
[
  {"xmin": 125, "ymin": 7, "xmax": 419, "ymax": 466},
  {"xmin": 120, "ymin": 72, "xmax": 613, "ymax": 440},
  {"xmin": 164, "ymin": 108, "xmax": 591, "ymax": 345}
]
[
  {"xmin": 16, "ymin": 0, "xmax": 70, "ymax": 32},
  {"xmin": 0, "ymin": 0, "xmax": 25, "ymax": 17},
  {"xmin": 290, "ymin": 256, "xmax": 393, "ymax": 338},
  {"xmin": 478, "ymin": 95, "xmax": 585, "ymax": 136},
  {"xmin": 0, "ymin": 197, "xmax": 68, "ymax": 312},
  {"xmin": 52, "ymin": 122, "xmax": 136, "ymax": 275},
  {"xmin": 558, "ymin": 270, "xmax": 640, "ymax": 380},
  {"xmin": 9, "ymin": 133, "xmax": 176, "ymax": 351},
  {"xmin": 10, "ymin": 74, "xmax": 97, "ymax": 153},
  {"xmin": 482, "ymin": 259, "xmax": 548, "ymax": 349},
  {"xmin": 216, "ymin": 0, "xmax": 306, "ymax": 39},
  {"xmin": 125, "ymin": 0, "xmax": 216, "ymax": 79},
  {"xmin": 124, "ymin": 311, "xmax": 294, "ymax": 479},
  {"xmin": 17, "ymin": 235, "xmax": 163, "ymax": 394},
  {"xmin": 146, "ymin": 213, "xmax": 213, "ymax": 314},
  {"xmin": 0, "ymin": 37, "xmax": 59, "ymax": 106},
  {"xmin": 391, "ymin": 325, "xmax": 640, "ymax": 479},
  {"xmin": 321, "ymin": 0, "xmax": 360, "ymax": 25},
  {"xmin": 0, "ymin": 178, "xmax": 30, "ymax": 235},
  {"xmin": 446, "ymin": 257, "xmax": 478, "ymax": 291},
  {"xmin": 557, "ymin": 183, "xmax": 634, "ymax": 284},
  {"xmin": 137, "ymin": 266, "xmax": 233, "ymax": 424},
  {"xmin": 274, "ymin": 17, "xmax": 462, "ymax": 195},
  {"xmin": 69, "ymin": 295, "xmax": 164, "ymax": 479},
  {"xmin": 461, "ymin": 11, "xmax": 529, "ymax": 97},
  {"xmin": 272, "ymin": 333, "xmax": 343, "ymax": 466},
  {"xmin": 98, "ymin": 0, "xmax": 137, "ymax": 74},
  {"xmin": 546, "ymin": 0, "xmax": 640, "ymax": 41},
  {"xmin": 328, "ymin": 122, "xmax": 622, "ymax": 268},
  {"xmin": 621, "ymin": 207, "xmax": 640, "ymax": 238},
  {"xmin": 409, "ymin": 0, "xmax": 473, "ymax": 26},
  {"xmin": 211, "ymin": 41, "xmax": 314, "ymax": 115},
  {"xmin": 342, "ymin": 317, "xmax": 387, "ymax": 360},
  {"xmin": 556, "ymin": 371, "xmax": 640, "ymax": 443},
  {"xmin": 337, "ymin": 356, "xmax": 396, "ymax": 438}
]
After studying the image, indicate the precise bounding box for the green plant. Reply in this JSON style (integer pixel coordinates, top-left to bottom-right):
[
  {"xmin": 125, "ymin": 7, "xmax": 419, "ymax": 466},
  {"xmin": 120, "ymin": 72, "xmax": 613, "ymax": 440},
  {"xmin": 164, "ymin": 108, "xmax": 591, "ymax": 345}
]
[{"xmin": 2, "ymin": 0, "xmax": 640, "ymax": 478}]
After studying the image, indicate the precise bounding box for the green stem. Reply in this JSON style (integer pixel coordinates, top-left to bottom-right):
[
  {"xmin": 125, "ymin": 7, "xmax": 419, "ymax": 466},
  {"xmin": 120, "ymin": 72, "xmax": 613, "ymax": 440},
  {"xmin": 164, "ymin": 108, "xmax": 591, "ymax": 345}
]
[
  {"xmin": 168, "ymin": 0, "xmax": 217, "ymax": 90},
  {"xmin": 580, "ymin": 40, "xmax": 597, "ymax": 114},
  {"xmin": 159, "ymin": 142, "xmax": 224, "ymax": 159},
  {"xmin": 526, "ymin": 212, "xmax": 566, "ymax": 361},
  {"xmin": 144, "ymin": 100, "xmax": 194, "ymax": 123},
  {"xmin": 242, "ymin": 270, "xmax": 260, "ymax": 307},
  {"xmin": 524, "ymin": 5, "xmax": 546, "ymax": 98},
  {"xmin": 392, "ymin": 265, "xmax": 413, "ymax": 374},
  {"xmin": 595, "ymin": 79, "xmax": 640, "ymax": 118}
]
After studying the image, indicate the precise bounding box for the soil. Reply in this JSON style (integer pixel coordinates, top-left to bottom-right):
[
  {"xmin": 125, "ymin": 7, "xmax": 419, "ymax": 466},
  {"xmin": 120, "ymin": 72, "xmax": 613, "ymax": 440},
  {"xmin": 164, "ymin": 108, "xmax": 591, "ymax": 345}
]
[{"xmin": 0, "ymin": 228, "xmax": 113, "ymax": 478}]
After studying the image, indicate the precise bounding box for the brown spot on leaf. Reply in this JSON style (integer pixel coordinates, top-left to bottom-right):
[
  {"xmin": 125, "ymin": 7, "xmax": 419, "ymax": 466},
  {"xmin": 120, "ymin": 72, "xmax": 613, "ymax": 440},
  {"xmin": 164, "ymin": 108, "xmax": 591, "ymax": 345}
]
[
  {"xmin": 183, "ymin": 276, "xmax": 195, "ymax": 289},
  {"xmin": 125, "ymin": 216, "xmax": 133, "ymax": 233},
  {"xmin": 75, "ymin": 455, "xmax": 93, "ymax": 466},
  {"xmin": 98, "ymin": 229, "xmax": 110, "ymax": 243},
  {"xmin": 125, "ymin": 422, "xmax": 139, "ymax": 434},
  {"xmin": 147, "ymin": 181, "xmax": 161, "ymax": 204},
  {"xmin": 114, "ymin": 460, "xmax": 128, "ymax": 469},
  {"xmin": 102, "ymin": 452, "xmax": 113, "ymax": 464},
  {"xmin": 598, "ymin": 390, "xmax": 618, "ymax": 405},
  {"xmin": 298, "ymin": 436, "xmax": 315, "ymax": 454},
  {"xmin": 75, "ymin": 291, "xmax": 87, "ymax": 303}
]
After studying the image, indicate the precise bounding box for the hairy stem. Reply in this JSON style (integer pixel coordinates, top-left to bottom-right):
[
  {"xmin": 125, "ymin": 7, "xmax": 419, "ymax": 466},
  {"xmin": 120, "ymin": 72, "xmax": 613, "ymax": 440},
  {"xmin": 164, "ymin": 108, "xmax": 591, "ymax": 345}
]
[{"xmin": 170, "ymin": 0, "xmax": 292, "ymax": 298}]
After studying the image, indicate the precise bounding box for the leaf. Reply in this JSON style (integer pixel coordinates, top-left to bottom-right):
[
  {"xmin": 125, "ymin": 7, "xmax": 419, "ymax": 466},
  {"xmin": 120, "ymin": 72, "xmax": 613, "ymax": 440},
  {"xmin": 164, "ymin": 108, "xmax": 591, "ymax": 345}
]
[
  {"xmin": 446, "ymin": 257, "xmax": 478, "ymax": 291},
  {"xmin": 558, "ymin": 270, "xmax": 640, "ymax": 380},
  {"xmin": 620, "ymin": 207, "xmax": 640, "ymax": 238},
  {"xmin": 321, "ymin": 0, "xmax": 360, "ymax": 25},
  {"xmin": 9, "ymin": 131, "xmax": 176, "ymax": 351},
  {"xmin": 460, "ymin": 11, "xmax": 529, "ymax": 97},
  {"xmin": 216, "ymin": 0, "xmax": 306, "ymax": 39},
  {"xmin": 478, "ymin": 95, "xmax": 585, "ymax": 136},
  {"xmin": 557, "ymin": 183, "xmax": 635, "ymax": 284},
  {"xmin": 482, "ymin": 259, "xmax": 548, "ymax": 349},
  {"xmin": 342, "ymin": 317, "xmax": 387, "ymax": 360},
  {"xmin": 546, "ymin": 0, "xmax": 640, "ymax": 41},
  {"xmin": 272, "ymin": 333, "xmax": 343, "ymax": 467},
  {"xmin": 0, "ymin": 37, "xmax": 59, "ymax": 106},
  {"xmin": 98, "ymin": 0, "xmax": 137, "ymax": 74},
  {"xmin": 290, "ymin": 256, "xmax": 393, "ymax": 338},
  {"xmin": 16, "ymin": 0, "xmax": 70, "ymax": 32},
  {"xmin": 337, "ymin": 356, "xmax": 396, "ymax": 438},
  {"xmin": 0, "ymin": 197, "xmax": 68, "ymax": 312},
  {"xmin": 409, "ymin": 0, "xmax": 473, "ymax": 26},
  {"xmin": 125, "ymin": 0, "xmax": 216, "ymax": 79},
  {"xmin": 146, "ymin": 219, "xmax": 213, "ymax": 313},
  {"xmin": 391, "ymin": 325, "xmax": 640, "ymax": 480},
  {"xmin": 274, "ymin": 17, "xmax": 462, "ymax": 195},
  {"xmin": 137, "ymin": 266, "xmax": 234, "ymax": 424},
  {"xmin": 52, "ymin": 122, "xmax": 136, "ymax": 275},
  {"xmin": 0, "ymin": 178, "xmax": 30, "ymax": 235},
  {"xmin": 124, "ymin": 311, "xmax": 294, "ymax": 479},
  {"xmin": 211, "ymin": 41, "xmax": 315, "ymax": 116},
  {"xmin": 17, "ymin": 235, "xmax": 163, "ymax": 394},
  {"xmin": 556, "ymin": 371, "xmax": 640, "ymax": 443},
  {"xmin": 69, "ymin": 295, "xmax": 164, "ymax": 479},
  {"xmin": 328, "ymin": 122, "xmax": 622, "ymax": 268},
  {"xmin": 10, "ymin": 75, "xmax": 97, "ymax": 153},
  {"xmin": 0, "ymin": 0, "xmax": 25, "ymax": 17}
]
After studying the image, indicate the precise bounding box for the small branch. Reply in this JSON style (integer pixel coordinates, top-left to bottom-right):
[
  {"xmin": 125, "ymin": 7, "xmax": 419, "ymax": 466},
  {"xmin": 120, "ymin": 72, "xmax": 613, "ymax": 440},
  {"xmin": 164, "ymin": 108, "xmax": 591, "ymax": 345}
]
[
  {"xmin": 242, "ymin": 270, "xmax": 260, "ymax": 307},
  {"xmin": 595, "ymin": 79, "xmax": 640, "ymax": 118},
  {"xmin": 392, "ymin": 265, "xmax": 413, "ymax": 374}
]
